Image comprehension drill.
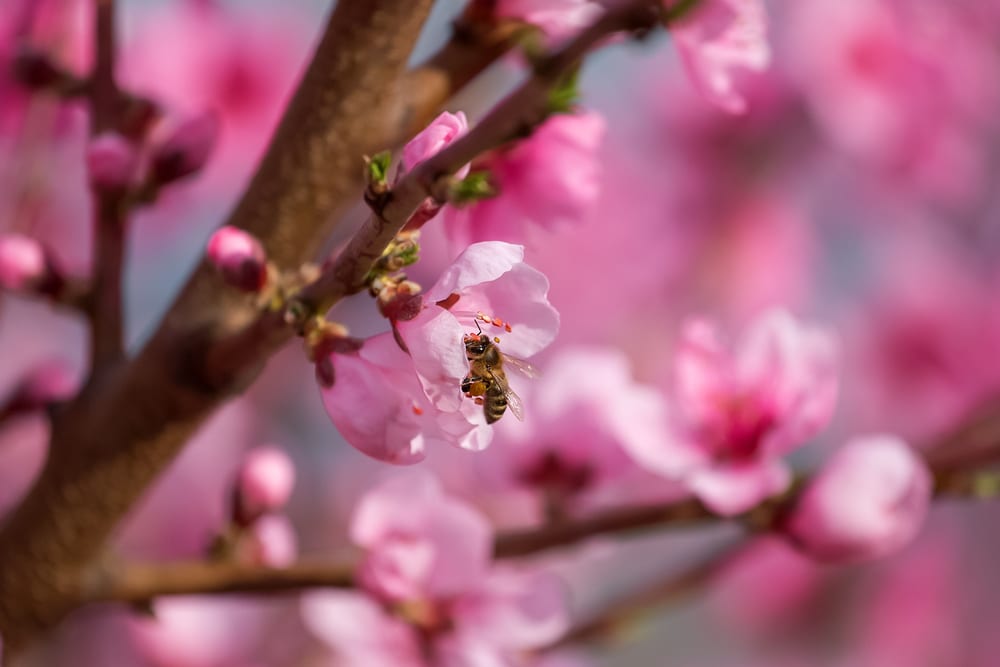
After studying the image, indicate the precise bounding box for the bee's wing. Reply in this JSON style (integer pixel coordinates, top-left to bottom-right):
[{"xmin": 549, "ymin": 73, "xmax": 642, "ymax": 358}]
[
  {"xmin": 502, "ymin": 383, "xmax": 525, "ymax": 422},
  {"xmin": 488, "ymin": 369, "xmax": 526, "ymax": 422},
  {"xmin": 500, "ymin": 353, "xmax": 541, "ymax": 380}
]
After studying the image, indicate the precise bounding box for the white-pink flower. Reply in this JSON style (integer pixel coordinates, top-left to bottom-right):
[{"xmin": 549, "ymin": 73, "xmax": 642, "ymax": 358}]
[
  {"xmin": 623, "ymin": 308, "xmax": 838, "ymax": 516},
  {"xmin": 402, "ymin": 110, "xmax": 469, "ymax": 177},
  {"xmin": 398, "ymin": 241, "xmax": 558, "ymax": 410},
  {"xmin": 351, "ymin": 474, "xmax": 493, "ymax": 602},
  {"xmin": 320, "ymin": 242, "xmax": 557, "ymax": 463},
  {"xmin": 302, "ymin": 473, "xmax": 568, "ymax": 665},
  {"xmin": 444, "ymin": 112, "xmax": 605, "ymax": 247},
  {"xmin": 495, "ymin": 0, "xmax": 605, "ymax": 43},
  {"xmin": 671, "ymin": 0, "xmax": 770, "ymax": 114},
  {"xmin": 785, "ymin": 435, "xmax": 932, "ymax": 562}
]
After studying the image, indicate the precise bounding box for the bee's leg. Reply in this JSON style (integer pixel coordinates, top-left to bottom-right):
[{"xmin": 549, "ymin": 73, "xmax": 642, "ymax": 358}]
[{"xmin": 462, "ymin": 375, "xmax": 490, "ymax": 397}]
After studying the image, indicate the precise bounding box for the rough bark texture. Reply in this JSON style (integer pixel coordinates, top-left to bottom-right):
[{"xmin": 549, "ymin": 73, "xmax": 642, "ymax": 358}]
[{"xmin": 0, "ymin": 0, "xmax": 436, "ymax": 655}]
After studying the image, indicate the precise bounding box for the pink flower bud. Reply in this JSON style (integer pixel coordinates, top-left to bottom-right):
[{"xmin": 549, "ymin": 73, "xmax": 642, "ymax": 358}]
[
  {"xmin": 5, "ymin": 362, "xmax": 78, "ymax": 414},
  {"xmin": 240, "ymin": 514, "xmax": 298, "ymax": 567},
  {"xmin": 0, "ymin": 234, "xmax": 47, "ymax": 291},
  {"xmin": 402, "ymin": 111, "xmax": 469, "ymax": 176},
  {"xmin": 86, "ymin": 132, "xmax": 138, "ymax": 190},
  {"xmin": 206, "ymin": 226, "xmax": 268, "ymax": 292},
  {"xmin": 232, "ymin": 446, "xmax": 296, "ymax": 525},
  {"xmin": 151, "ymin": 110, "xmax": 220, "ymax": 184},
  {"xmin": 785, "ymin": 435, "xmax": 932, "ymax": 562}
]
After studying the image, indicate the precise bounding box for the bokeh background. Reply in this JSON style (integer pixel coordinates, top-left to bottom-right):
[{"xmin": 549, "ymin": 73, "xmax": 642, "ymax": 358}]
[{"xmin": 3, "ymin": 0, "xmax": 1000, "ymax": 664}]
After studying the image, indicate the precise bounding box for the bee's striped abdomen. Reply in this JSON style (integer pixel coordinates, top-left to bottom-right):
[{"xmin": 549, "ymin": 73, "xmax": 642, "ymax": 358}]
[{"xmin": 484, "ymin": 384, "xmax": 507, "ymax": 423}]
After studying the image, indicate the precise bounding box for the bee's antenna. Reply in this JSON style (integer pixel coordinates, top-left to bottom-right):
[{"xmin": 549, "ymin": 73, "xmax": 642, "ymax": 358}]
[{"xmin": 475, "ymin": 320, "xmax": 483, "ymax": 335}]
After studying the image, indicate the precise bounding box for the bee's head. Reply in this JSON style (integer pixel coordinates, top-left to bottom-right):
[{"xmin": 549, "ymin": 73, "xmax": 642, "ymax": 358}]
[{"xmin": 464, "ymin": 333, "xmax": 490, "ymax": 355}]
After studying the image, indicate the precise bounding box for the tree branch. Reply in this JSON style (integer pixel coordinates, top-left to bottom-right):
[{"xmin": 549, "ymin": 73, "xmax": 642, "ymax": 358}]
[
  {"xmin": 88, "ymin": 0, "xmax": 126, "ymax": 373},
  {"xmin": 87, "ymin": 559, "xmax": 355, "ymax": 604},
  {"xmin": 0, "ymin": 0, "xmax": 438, "ymax": 655}
]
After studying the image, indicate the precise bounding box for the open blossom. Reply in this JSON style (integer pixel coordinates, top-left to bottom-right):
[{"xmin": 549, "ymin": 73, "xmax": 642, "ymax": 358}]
[
  {"xmin": 475, "ymin": 346, "xmax": 670, "ymax": 506},
  {"xmin": 302, "ymin": 474, "xmax": 568, "ymax": 666},
  {"xmin": 671, "ymin": 0, "xmax": 770, "ymax": 114},
  {"xmin": 785, "ymin": 435, "xmax": 932, "ymax": 563},
  {"xmin": 494, "ymin": 0, "xmax": 604, "ymax": 43},
  {"xmin": 402, "ymin": 111, "xmax": 469, "ymax": 177},
  {"xmin": 443, "ymin": 112, "xmax": 605, "ymax": 247},
  {"xmin": 320, "ymin": 241, "xmax": 557, "ymax": 464},
  {"xmin": 623, "ymin": 309, "xmax": 838, "ymax": 515}
]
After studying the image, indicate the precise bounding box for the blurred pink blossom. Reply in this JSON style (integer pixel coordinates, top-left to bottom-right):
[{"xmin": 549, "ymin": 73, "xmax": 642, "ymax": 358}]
[
  {"xmin": 495, "ymin": 0, "xmax": 605, "ymax": 42},
  {"xmin": 624, "ymin": 308, "xmax": 838, "ymax": 515},
  {"xmin": 303, "ymin": 473, "xmax": 568, "ymax": 665},
  {"xmin": 351, "ymin": 473, "xmax": 492, "ymax": 602},
  {"xmin": 232, "ymin": 446, "xmax": 296, "ymax": 526},
  {"xmin": 672, "ymin": 0, "xmax": 770, "ymax": 113},
  {"xmin": 786, "ymin": 434, "xmax": 932, "ymax": 562},
  {"xmin": 85, "ymin": 132, "xmax": 137, "ymax": 191},
  {"xmin": 238, "ymin": 513, "xmax": 298, "ymax": 568},
  {"xmin": 0, "ymin": 233, "xmax": 47, "ymax": 291},
  {"xmin": 474, "ymin": 346, "xmax": 670, "ymax": 509},
  {"xmin": 444, "ymin": 112, "xmax": 605, "ymax": 246},
  {"xmin": 150, "ymin": 111, "xmax": 221, "ymax": 185},
  {"xmin": 206, "ymin": 225, "xmax": 268, "ymax": 293}
]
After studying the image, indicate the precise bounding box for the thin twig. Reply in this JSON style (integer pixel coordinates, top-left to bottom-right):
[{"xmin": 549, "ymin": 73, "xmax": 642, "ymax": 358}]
[
  {"xmin": 88, "ymin": 559, "xmax": 355, "ymax": 603},
  {"xmin": 88, "ymin": 0, "xmax": 126, "ymax": 372}
]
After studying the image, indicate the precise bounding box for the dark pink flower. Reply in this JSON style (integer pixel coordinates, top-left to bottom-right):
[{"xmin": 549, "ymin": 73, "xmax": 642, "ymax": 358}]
[
  {"xmin": 443, "ymin": 112, "xmax": 605, "ymax": 246},
  {"xmin": 85, "ymin": 132, "xmax": 137, "ymax": 191},
  {"xmin": 205, "ymin": 225, "xmax": 268, "ymax": 292},
  {"xmin": 624, "ymin": 309, "xmax": 838, "ymax": 515},
  {"xmin": 150, "ymin": 111, "xmax": 221, "ymax": 184}
]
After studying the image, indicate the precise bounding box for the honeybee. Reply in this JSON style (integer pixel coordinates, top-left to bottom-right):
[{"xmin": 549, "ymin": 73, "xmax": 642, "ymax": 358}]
[{"xmin": 462, "ymin": 332, "xmax": 539, "ymax": 424}]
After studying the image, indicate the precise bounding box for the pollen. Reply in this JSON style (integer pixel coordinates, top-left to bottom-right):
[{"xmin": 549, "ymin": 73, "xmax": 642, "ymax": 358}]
[
  {"xmin": 412, "ymin": 405, "xmax": 424, "ymax": 416},
  {"xmin": 474, "ymin": 397, "xmax": 484, "ymax": 406},
  {"xmin": 504, "ymin": 323, "xmax": 512, "ymax": 332}
]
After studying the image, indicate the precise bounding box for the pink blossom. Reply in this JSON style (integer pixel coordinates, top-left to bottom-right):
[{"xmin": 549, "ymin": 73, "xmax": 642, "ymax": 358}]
[
  {"xmin": 623, "ymin": 309, "xmax": 838, "ymax": 515},
  {"xmin": 785, "ymin": 435, "xmax": 932, "ymax": 562},
  {"xmin": 495, "ymin": 0, "xmax": 605, "ymax": 42},
  {"xmin": 671, "ymin": 0, "xmax": 770, "ymax": 114},
  {"xmin": 150, "ymin": 111, "xmax": 221, "ymax": 184},
  {"xmin": 351, "ymin": 473, "xmax": 492, "ymax": 602},
  {"xmin": 232, "ymin": 446, "xmax": 295, "ymax": 526},
  {"xmin": 475, "ymin": 346, "xmax": 669, "ymax": 504},
  {"xmin": 443, "ymin": 112, "xmax": 605, "ymax": 246},
  {"xmin": 85, "ymin": 132, "xmax": 137, "ymax": 191},
  {"xmin": 321, "ymin": 242, "xmax": 557, "ymax": 464},
  {"xmin": 397, "ymin": 241, "xmax": 559, "ymax": 412},
  {"xmin": 303, "ymin": 473, "xmax": 568, "ymax": 665},
  {"xmin": 402, "ymin": 111, "xmax": 469, "ymax": 177},
  {"xmin": 319, "ymin": 333, "xmax": 492, "ymax": 464},
  {"xmin": 0, "ymin": 234, "xmax": 47, "ymax": 291},
  {"xmin": 237, "ymin": 513, "xmax": 298, "ymax": 567},
  {"xmin": 205, "ymin": 225, "xmax": 268, "ymax": 292}
]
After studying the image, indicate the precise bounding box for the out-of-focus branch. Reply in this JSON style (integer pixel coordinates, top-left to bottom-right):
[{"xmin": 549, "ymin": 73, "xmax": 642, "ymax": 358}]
[
  {"xmin": 289, "ymin": 0, "xmax": 667, "ymax": 321},
  {"xmin": 88, "ymin": 0, "xmax": 126, "ymax": 373},
  {"xmin": 88, "ymin": 560, "xmax": 355, "ymax": 603},
  {"xmin": 554, "ymin": 543, "xmax": 744, "ymax": 648},
  {"xmin": 76, "ymin": 396, "xmax": 1000, "ymax": 609}
]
